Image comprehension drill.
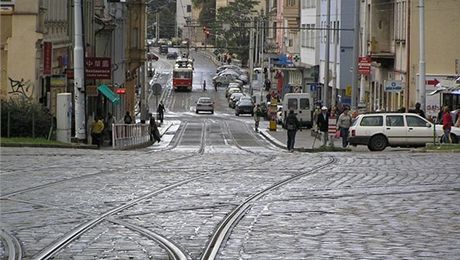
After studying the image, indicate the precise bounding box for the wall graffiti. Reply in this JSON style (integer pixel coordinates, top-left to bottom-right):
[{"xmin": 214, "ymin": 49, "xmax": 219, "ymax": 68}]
[{"xmin": 8, "ymin": 77, "xmax": 34, "ymax": 100}]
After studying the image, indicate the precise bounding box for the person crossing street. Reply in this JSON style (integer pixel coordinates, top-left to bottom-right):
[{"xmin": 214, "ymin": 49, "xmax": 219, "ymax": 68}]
[{"xmin": 285, "ymin": 110, "xmax": 301, "ymax": 152}]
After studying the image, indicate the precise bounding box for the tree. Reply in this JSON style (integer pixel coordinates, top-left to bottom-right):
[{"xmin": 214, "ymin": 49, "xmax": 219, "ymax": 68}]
[
  {"xmin": 214, "ymin": 0, "xmax": 258, "ymax": 65},
  {"xmin": 148, "ymin": 0, "xmax": 176, "ymax": 39}
]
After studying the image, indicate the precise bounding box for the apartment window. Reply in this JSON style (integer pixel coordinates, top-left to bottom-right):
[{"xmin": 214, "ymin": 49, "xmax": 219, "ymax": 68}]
[
  {"xmin": 187, "ymin": 5, "xmax": 191, "ymax": 13},
  {"xmin": 132, "ymin": 28, "xmax": 138, "ymax": 48},
  {"xmin": 287, "ymin": 0, "xmax": 296, "ymax": 7},
  {"xmin": 301, "ymin": 24, "xmax": 307, "ymax": 47}
]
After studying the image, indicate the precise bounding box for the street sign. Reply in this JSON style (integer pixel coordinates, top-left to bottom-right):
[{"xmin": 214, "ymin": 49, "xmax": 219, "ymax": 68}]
[
  {"xmin": 116, "ymin": 88, "xmax": 126, "ymax": 94},
  {"xmin": 358, "ymin": 56, "xmax": 371, "ymax": 75},
  {"xmin": 384, "ymin": 80, "xmax": 404, "ymax": 92},
  {"xmin": 85, "ymin": 57, "xmax": 111, "ymax": 79},
  {"xmin": 345, "ymin": 85, "xmax": 352, "ymax": 96},
  {"xmin": 152, "ymin": 83, "xmax": 162, "ymax": 96}
]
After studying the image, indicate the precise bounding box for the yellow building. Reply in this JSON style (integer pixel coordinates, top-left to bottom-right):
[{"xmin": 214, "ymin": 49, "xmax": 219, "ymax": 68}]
[{"xmin": 1, "ymin": 0, "xmax": 43, "ymax": 100}]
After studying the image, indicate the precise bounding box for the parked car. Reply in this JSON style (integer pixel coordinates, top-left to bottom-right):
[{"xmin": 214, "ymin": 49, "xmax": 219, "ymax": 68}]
[
  {"xmin": 213, "ymin": 74, "xmax": 243, "ymax": 88},
  {"xmin": 228, "ymin": 92, "xmax": 245, "ymax": 108},
  {"xmin": 225, "ymin": 87, "xmax": 242, "ymax": 99},
  {"xmin": 147, "ymin": 52, "xmax": 159, "ymax": 61},
  {"xmin": 217, "ymin": 64, "xmax": 241, "ymax": 74},
  {"xmin": 235, "ymin": 98, "xmax": 255, "ymax": 116},
  {"xmin": 348, "ymin": 112, "xmax": 460, "ymax": 151},
  {"xmin": 159, "ymin": 45, "xmax": 168, "ymax": 54},
  {"xmin": 195, "ymin": 97, "xmax": 214, "ymax": 114},
  {"xmin": 166, "ymin": 51, "xmax": 178, "ymax": 59}
]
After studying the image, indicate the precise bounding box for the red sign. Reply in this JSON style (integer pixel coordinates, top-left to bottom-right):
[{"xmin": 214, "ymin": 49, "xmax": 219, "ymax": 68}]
[
  {"xmin": 358, "ymin": 56, "xmax": 371, "ymax": 75},
  {"xmin": 116, "ymin": 88, "xmax": 126, "ymax": 94},
  {"xmin": 426, "ymin": 79, "xmax": 440, "ymax": 86},
  {"xmin": 43, "ymin": 42, "xmax": 52, "ymax": 75},
  {"xmin": 85, "ymin": 57, "xmax": 111, "ymax": 79}
]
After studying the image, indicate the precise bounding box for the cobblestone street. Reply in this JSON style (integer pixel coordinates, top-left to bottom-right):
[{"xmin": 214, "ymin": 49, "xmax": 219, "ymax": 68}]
[{"xmin": 1, "ymin": 146, "xmax": 459, "ymax": 259}]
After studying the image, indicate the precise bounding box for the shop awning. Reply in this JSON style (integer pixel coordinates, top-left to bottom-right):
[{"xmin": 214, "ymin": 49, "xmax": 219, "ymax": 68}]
[{"xmin": 97, "ymin": 84, "xmax": 120, "ymax": 104}]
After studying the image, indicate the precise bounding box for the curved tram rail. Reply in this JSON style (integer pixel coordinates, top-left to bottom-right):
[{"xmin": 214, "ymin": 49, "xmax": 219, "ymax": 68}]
[{"xmin": 201, "ymin": 155, "xmax": 337, "ymax": 260}]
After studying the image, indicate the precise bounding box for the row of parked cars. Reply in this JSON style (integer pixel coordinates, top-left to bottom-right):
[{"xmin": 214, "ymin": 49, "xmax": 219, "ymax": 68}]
[{"xmin": 212, "ymin": 65, "xmax": 249, "ymax": 88}]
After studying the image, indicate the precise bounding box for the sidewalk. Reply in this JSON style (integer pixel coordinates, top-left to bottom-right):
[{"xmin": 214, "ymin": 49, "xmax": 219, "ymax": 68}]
[{"xmin": 257, "ymin": 120, "xmax": 349, "ymax": 152}]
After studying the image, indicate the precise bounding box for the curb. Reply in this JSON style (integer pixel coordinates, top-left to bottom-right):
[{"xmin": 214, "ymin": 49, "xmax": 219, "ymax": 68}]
[{"xmin": 0, "ymin": 143, "xmax": 99, "ymax": 149}]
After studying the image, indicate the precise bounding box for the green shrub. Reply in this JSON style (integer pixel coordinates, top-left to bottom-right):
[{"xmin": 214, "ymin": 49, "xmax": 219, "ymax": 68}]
[{"xmin": 1, "ymin": 98, "xmax": 52, "ymax": 138}]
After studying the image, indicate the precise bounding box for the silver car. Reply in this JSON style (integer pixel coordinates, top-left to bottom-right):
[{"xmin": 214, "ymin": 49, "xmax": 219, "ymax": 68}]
[{"xmin": 196, "ymin": 97, "xmax": 214, "ymax": 114}]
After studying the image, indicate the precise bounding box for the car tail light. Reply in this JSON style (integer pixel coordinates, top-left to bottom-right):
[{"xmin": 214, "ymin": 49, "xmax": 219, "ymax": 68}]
[{"xmin": 351, "ymin": 129, "xmax": 356, "ymax": 136}]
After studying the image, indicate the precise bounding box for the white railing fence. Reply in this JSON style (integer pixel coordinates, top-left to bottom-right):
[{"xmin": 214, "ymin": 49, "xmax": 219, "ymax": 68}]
[{"xmin": 112, "ymin": 124, "xmax": 151, "ymax": 150}]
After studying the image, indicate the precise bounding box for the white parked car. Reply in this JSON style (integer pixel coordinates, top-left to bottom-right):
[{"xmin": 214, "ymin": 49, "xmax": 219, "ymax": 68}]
[{"xmin": 348, "ymin": 113, "xmax": 460, "ymax": 151}]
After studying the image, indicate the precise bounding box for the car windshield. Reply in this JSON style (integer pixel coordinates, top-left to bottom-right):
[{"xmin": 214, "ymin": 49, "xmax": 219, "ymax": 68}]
[
  {"xmin": 198, "ymin": 98, "xmax": 212, "ymax": 104},
  {"xmin": 239, "ymin": 99, "xmax": 253, "ymax": 105}
]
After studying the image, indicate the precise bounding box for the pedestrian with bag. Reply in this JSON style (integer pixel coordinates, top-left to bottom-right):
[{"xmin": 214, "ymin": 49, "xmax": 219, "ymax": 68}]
[
  {"xmin": 285, "ymin": 110, "xmax": 301, "ymax": 152},
  {"xmin": 254, "ymin": 104, "xmax": 263, "ymax": 132},
  {"xmin": 316, "ymin": 106, "xmax": 329, "ymax": 147},
  {"xmin": 337, "ymin": 107, "xmax": 352, "ymax": 148}
]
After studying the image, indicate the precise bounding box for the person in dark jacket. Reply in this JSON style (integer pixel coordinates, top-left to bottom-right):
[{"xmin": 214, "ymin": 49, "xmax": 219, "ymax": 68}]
[
  {"xmin": 316, "ymin": 106, "xmax": 329, "ymax": 146},
  {"xmin": 157, "ymin": 101, "xmax": 165, "ymax": 124},
  {"xmin": 285, "ymin": 110, "xmax": 301, "ymax": 152},
  {"xmin": 409, "ymin": 102, "xmax": 425, "ymax": 118},
  {"xmin": 149, "ymin": 113, "xmax": 161, "ymax": 143}
]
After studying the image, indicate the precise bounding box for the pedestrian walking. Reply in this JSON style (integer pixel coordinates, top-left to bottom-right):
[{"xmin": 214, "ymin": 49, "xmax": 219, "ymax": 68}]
[
  {"xmin": 285, "ymin": 110, "xmax": 301, "ymax": 152},
  {"xmin": 203, "ymin": 80, "xmax": 207, "ymax": 91},
  {"xmin": 157, "ymin": 101, "xmax": 165, "ymax": 124},
  {"xmin": 106, "ymin": 112, "xmax": 114, "ymax": 145},
  {"xmin": 124, "ymin": 111, "xmax": 133, "ymax": 124},
  {"xmin": 442, "ymin": 106, "xmax": 453, "ymax": 143},
  {"xmin": 337, "ymin": 107, "xmax": 352, "ymax": 148},
  {"xmin": 91, "ymin": 116, "xmax": 105, "ymax": 148},
  {"xmin": 254, "ymin": 104, "xmax": 263, "ymax": 132},
  {"xmin": 149, "ymin": 113, "xmax": 161, "ymax": 143},
  {"xmin": 409, "ymin": 102, "xmax": 425, "ymax": 118},
  {"xmin": 316, "ymin": 106, "xmax": 329, "ymax": 147}
]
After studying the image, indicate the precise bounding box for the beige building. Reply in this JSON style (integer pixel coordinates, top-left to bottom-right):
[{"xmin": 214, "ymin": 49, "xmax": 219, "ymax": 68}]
[
  {"xmin": 367, "ymin": 0, "xmax": 460, "ymax": 116},
  {"xmin": 1, "ymin": 0, "xmax": 43, "ymax": 100}
]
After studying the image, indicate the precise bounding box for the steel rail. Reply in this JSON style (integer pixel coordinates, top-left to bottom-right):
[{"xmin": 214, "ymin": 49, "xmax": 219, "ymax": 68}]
[
  {"xmin": 109, "ymin": 219, "xmax": 191, "ymax": 260},
  {"xmin": 0, "ymin": 229, "xmax": 23, "ymax": 260},
  {"xmin": 31, "ymin": 154, "xmax": 276, "ymax": 260},
  {"xmin": 200, "ymin": 156, "xmax": 337, "ymax": 260}
]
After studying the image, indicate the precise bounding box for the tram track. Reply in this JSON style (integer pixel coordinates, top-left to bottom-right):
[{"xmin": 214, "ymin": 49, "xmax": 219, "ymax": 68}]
[
  {"xmin": 29, "ymin": 153, "xmax": 276, "ymax": 260},
  {"xmin": 200, "ymin": 155, "xmax": 337, "ymax": 260}
]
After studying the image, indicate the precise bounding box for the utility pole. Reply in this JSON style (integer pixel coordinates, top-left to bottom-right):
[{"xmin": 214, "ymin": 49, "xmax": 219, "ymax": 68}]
[
  {"xmin": 156, "ymin": 12, "xmax": 160, "ymax": 43},
  {"xmin": 249, "ymin": 19, "xmax": 254, "ymax": 96},
  {"xmin": 358, "ymin": 0, "xmax": 368, "ymax": 110},
  {"xmin": 323, "ymin": 0, "xmax": 331, "ymax": 107},
  {"xmin": 418, "ymin": 0, "xmax": 426, "ymax": 111},
  {"xmin": 73, "ymin": 0, "xmax": 85, "ymax": 141},
  {"xmin": 332, "ymin": 2, "xmax": 338, "ymax": 107},
  {"xmin": 141, "ymin": 2, "xmax": 148, "ymax": 123},
  {"xmin": 351, "ymin": 0, "xmax": 360, "ymax": 109}
]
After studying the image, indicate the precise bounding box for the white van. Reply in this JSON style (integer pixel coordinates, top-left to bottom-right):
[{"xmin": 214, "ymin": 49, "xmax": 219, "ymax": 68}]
[{"xmin": 280, "ymin": 93, "xmax": 314, "ymax": 128}]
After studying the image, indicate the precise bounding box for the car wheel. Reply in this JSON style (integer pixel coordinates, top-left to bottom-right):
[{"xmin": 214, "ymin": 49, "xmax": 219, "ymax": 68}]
[
  {"xmin": 235, "ymin": 113, "xmax": 239, "ymax": 116},
  {"xmin": 196, "ymin": 110, "xmax": 199, "ymax": 114},
  {"xmin": 368, "ymin": 135, "xmax": 387, "ymax": 151},
  {"xmin": 211, "ymin": 110, "xmax": 214, "ymax": 114},
  {"xmin": 451, "ymin": 134, "xmax": 459, "ymax": 143}
]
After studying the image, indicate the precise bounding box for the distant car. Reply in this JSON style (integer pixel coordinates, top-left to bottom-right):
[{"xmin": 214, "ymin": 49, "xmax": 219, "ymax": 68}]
[
  {"xmin": 228, "ymin": 93, "xmax": 245, "ymax": 108},
  {"xmin": 348, "ymin": 112, "xmax": 460, "ymax": 151},
  {"xmin": 196, "ymin": 97, "xmax": 214, "ymax": 114},
  {"xmin": 159, "ymin": 45, "xmax": 168, "ymax": 54},
  {"xmin": 213, "ymin": 74, "xmax": 243, "ymax": 88},
  {"xmin": 217, "ymin": 65, "xmax": 241, "ymax": 74},
  {"xmin": 235, "ymin": 98, "xmax": 254, "ymax": 116},
  {"xmin": 225, "ymin": 87, "xmax": 242, "ymax": 99},
  {"xmin": 166, "ymin": 52, "xmax": 178, "ymax": 59},
  {"xmin": 147, "ymin": 52, "xmax": 159, "ymax": 61}
]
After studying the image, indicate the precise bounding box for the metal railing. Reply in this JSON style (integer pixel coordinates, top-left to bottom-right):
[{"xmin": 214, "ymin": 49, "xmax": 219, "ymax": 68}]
[{"xmin": 112, "ymin": 123, "xmax": 151, "ymax": 150}]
